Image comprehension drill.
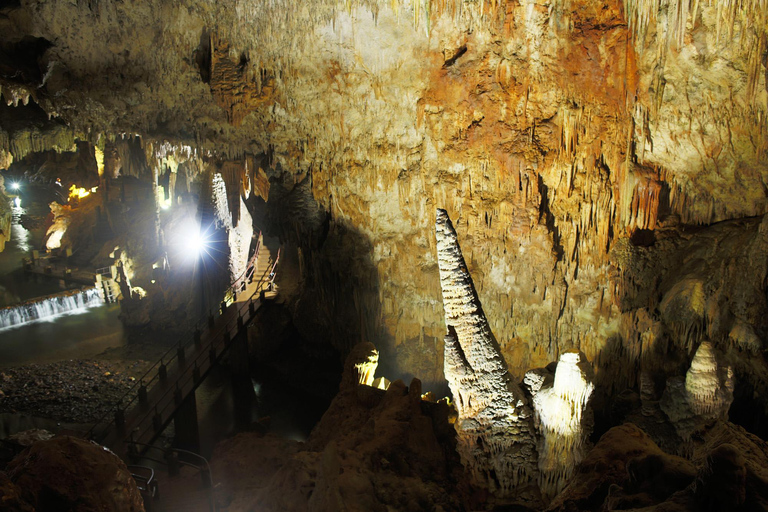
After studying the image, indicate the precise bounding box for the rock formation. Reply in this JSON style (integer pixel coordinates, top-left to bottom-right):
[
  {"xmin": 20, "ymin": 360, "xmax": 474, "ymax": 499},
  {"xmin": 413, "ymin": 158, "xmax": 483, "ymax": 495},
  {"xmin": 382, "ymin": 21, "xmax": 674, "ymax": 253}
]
[
  {"xmin": 212, "ymin": 341, "xmax": 467, "ymax": 511},
  {"xmin": 436, "ymin": 208, "xmax": 538, "ymax": 498},
  {"xmin": 0, "ymin": 0, "xmax": 767, "ymax": 507},
  {"xmin": 0, "ymin": 471, "xmax": 34, "ymax": 512},
  {"xmin": 5, "ymin": 436, "xmax": 145, "ymax": 512},
  {"xmin": 525, "ymin": 350, "xmax": 595, "ymax": 499},
  {"xmin": 0, "ymin": 0, "xmax": 765, "ymax": 399},
  {"xmin": 547, "ymin": 423, "xmax": 697, "ymax": 511},
  {"xmin": 660, "ymin": 341, "xmax": 735, "ymax": 440},
  {"xmin": 344, "ymin": 341, "xmax": 380, "ymax": 387},
  {"xmin": 548, "ymin": 419, "xmax": 768, "ymax": 512}
]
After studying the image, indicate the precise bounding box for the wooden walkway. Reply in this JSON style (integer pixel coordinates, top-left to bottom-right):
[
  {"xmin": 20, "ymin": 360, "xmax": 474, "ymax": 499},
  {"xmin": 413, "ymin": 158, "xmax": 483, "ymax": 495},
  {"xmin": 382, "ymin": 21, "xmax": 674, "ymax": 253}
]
[
  {"xmin": 88, "ymin": 239, "xmax": 279, "ymax": 459},
  {"xmin": 23, "ymin": 256, "xmax": 106, "ymax": 286}
]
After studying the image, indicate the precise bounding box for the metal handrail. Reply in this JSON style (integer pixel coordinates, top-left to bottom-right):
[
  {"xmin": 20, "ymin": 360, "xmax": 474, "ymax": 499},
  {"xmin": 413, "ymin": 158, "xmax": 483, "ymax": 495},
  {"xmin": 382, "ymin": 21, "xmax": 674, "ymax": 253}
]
[
  {"xmin": 94, "ymin": 238, "xmax": 266, "ymax": 426},
  {"xmin": 227, "ymin": 232, "xmax": 261, "ymax": 299},
  {"xmin": 86, "ymin": 243, "xmax": 279, "ymax": 445},
  {"xmin": 127, "ymin": 465, "xmax": 157, "ymax": 498},
  {"xmin": 127, "ymin": 443, "xmax": 215, "ymax": 512},
  {"xmin": 126, "ymin": 255, "xmax": 277, "ymax": 444}
]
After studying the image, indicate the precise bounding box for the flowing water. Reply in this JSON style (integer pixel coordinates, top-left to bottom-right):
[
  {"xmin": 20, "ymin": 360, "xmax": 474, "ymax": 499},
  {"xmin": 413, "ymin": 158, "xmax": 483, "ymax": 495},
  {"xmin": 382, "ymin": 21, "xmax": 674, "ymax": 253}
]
[
  {"xmin": 0, "ymin": 194, "xmax": 81, "ymax": 307},
  {"xmin": 0, "ymin": 186, "xmax": 329, "ymax": 462},
  {"xmin": 0, "ymin": 186, "xmax": 127, "ymax": 366},
  {"xmin": 0, "ymin": 287, "xmax": 103, "ymax": 329}
]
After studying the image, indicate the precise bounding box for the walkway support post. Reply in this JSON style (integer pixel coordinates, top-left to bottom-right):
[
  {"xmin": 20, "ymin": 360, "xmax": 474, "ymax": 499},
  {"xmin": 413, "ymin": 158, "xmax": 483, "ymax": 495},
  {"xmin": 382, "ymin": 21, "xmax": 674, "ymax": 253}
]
[
  {"xmin": 174, "ymin": 391, "xmax": 200, "ymax": 452},
  {"xmin": 231, "ymin": 326, "xmax": 253, "ymax": 429}
]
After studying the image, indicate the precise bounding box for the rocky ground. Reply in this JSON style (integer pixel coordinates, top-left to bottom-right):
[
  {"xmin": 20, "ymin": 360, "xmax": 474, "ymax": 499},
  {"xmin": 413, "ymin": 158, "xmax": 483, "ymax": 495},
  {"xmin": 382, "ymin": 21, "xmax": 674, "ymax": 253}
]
[{"xmin": 0, "ymin": 358, "xmax": 152, "ymax": 424}]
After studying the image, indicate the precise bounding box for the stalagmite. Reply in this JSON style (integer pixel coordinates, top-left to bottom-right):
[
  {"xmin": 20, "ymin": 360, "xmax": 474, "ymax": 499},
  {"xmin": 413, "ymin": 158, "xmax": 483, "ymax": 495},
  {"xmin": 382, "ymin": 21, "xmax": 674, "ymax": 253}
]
[
  {"xmin": 436, "ymin": 208, "xmax": 537, "ymax": 496},
  {"xmin": 684, "ymin": 341, "xmax": 734, "ymax": 416},
  {"xmin": 660, "ymin": 341, "xmax": 735, "ymax": 440},
  {"xmin": 524, "ymin": 350, "xmax": 595, "ymax": 499}
]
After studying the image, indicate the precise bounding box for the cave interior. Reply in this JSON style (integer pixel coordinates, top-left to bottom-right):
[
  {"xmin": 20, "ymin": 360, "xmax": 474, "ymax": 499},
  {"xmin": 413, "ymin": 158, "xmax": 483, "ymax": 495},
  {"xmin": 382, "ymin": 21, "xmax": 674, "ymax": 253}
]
[{"xmin": 0, "ymin": 0, "xmax": 767, "ymax": 511}]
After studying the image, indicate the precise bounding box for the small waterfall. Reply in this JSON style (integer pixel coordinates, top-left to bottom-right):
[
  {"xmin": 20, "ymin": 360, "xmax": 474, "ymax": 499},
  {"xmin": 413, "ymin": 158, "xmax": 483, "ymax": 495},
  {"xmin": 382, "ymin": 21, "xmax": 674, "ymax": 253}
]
[{"xmin": 0, "ymin": 288, "xmax": 103, "ymax": 329}]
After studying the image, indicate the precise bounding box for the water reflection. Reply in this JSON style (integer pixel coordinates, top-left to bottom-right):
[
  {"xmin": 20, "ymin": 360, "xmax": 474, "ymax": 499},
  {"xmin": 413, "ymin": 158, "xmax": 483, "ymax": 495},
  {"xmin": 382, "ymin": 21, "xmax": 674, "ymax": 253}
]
[
  {"xmin": 0, "ymin": 303, "xmax": 126, "ymax": 368},
  {"xmin": 10, "ymin": 199, "xmax": 30, "ymax": 253}
]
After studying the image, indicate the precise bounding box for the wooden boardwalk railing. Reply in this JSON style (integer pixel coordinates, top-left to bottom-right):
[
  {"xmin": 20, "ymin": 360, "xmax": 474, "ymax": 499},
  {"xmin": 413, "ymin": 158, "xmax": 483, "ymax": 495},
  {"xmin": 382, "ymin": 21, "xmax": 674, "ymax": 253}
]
[{"xmin": 87, "ymin": 243, "xmax": 280, "ymax": 458}]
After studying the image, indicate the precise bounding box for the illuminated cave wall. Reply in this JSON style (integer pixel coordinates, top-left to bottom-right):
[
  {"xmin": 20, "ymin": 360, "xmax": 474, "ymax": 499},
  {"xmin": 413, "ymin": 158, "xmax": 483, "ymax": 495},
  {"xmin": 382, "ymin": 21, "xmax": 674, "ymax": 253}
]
[{"xmin": 0, "ymin": 0, "xmax": 765, "ymax": 396}]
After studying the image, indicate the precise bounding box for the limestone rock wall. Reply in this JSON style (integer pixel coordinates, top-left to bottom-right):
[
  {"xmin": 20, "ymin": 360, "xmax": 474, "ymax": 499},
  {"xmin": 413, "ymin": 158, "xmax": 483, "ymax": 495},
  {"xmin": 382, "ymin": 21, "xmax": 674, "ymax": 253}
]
[
  {"xmin": 0, "ymin": 175, "xmax": 11, "ymax": 253},
  {"xmin": 0, "ymin": 0, "xmax": 765, "ymax": 403}
]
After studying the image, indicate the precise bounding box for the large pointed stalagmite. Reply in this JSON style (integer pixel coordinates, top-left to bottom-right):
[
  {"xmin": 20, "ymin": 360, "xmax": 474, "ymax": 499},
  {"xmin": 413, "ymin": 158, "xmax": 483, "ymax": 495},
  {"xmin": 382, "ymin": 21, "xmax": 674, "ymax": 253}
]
[{"xmin": 435, "ymin": 208, "xmax": 538, "ymax": 496}]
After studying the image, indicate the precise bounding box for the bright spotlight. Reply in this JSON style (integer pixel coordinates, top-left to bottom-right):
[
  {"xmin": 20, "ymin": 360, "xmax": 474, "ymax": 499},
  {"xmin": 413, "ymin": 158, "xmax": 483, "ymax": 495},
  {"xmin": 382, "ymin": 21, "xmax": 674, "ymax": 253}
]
[
  {"xmin": 182, "ymin": 223, "xmax": 214, "ymax": 260},
  {"xmin": 10, "ymin": 182, "xmax": 20, "ymax": 191},
  {"xmin": 171, "ymin": 217, "xmax": 217, "ymax": 267},
  {"xmin": 186, "ymin": 231, "xmax": 206, "ymax": 255}
]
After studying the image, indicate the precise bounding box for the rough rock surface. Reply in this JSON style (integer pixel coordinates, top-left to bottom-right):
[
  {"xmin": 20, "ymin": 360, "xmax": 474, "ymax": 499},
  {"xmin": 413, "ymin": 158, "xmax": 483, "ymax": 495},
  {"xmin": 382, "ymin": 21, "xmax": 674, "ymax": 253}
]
[
  {"xmin": 211, "ymin": 343, "xmax": 468, "ymax": 511},
  {"xmin": 436, "ymin": 208, "xmax": 538, "ymax": 499},
  {"xmin": 546, "ymin": 419, "xmax": 768, "ymax": 511},
  {"xmin": 0, "ymin": 175, "xmax": 11, "ymax": 253},
  {"xmin": 0, "ymin": 471, "xmax": 34, "ymax": 512},
  {"xmin": 0, "ymin": 0, "xmax": 765, "ymax": 405},
  {"xmin": 0, "ymin": 0, "xmax": 766, "ymax": 507},
  {"xmin": 6, "ymin": 436, "xmax": 145, "ymax": 512},
  {"xmin": 547, "ymin": 423, "xmax": 696, "ymax": 511}
]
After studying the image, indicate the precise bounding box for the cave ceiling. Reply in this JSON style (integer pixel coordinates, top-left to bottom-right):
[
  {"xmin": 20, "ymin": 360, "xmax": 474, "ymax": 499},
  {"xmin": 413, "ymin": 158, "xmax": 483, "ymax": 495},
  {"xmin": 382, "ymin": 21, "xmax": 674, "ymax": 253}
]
[{"xmin": 0, "ymin": 0, "xmax": 766, "ymax": 388}]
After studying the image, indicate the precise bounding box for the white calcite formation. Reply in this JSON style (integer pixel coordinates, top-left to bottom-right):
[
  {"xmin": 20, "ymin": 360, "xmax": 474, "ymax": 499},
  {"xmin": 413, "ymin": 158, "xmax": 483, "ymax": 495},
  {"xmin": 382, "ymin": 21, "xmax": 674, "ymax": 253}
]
[
  {"xmin": 525, "ymin": 350, "xmax": 595, "ymax": 499},
  {"xmin": 661, "ymin": 341, "xmax": 735, "ymax": 440},
  {"xmin": 211, "ymin": 172, "xmax": 253, "ymax": 282},
  {"xmin": 354, "ymin": 349, "xmax": 378, "ymax": 387},
  {"xmin": 343, "ymin": 341, "xmax": 380, "ymax": 388},
  {"xmin": 436, "ymin": 208, "xmax": 537, "ymax": 496}
]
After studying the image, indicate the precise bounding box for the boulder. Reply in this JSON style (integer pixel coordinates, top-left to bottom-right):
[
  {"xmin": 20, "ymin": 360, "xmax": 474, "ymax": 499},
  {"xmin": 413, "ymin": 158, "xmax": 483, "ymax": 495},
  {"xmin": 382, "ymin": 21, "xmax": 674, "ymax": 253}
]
[{"xmin": 6, "ymin": 436, "xmax": 144, "ymax": 512}]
